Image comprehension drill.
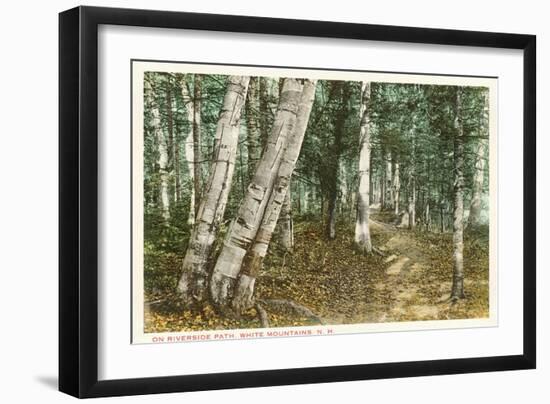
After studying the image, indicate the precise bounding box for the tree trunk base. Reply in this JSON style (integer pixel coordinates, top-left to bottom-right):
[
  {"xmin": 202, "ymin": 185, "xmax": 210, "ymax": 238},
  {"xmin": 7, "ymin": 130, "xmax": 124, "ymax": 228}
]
[
  {"xmin": 176, "ymin": 271, "xmax": 194, "ymax": 306},
  {"xmin": 450, "ymin": 292, "xmax": 466, "ymax": 302},
  {"xmin": 354, "ymin": 239, "xmax": 373, "ymax": 255},
  {"xmin": 255, "ymin": 303, "xmax": 270, "ymax": 328},
  {"xmin": 210, "ymin": 273, "xmax": 235, "ymax": 308},
  {"xmin": 177, "ymin": 270, "xmax": 208, "ymax": 307},
  {"xmin": 232, "ymin": 274, "xmax": 256, "ymax": 314}
]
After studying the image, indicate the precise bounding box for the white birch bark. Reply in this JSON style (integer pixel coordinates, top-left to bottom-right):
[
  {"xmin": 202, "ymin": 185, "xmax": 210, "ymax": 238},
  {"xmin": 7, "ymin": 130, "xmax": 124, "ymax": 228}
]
[
  {"xmin": 408, "ymin": 130, "xmax": 417, "ymax": 229},
  {"xmin": 385, "ymin": 151, "xmax": 393, "ymax": 210},
  {"xmin": 339, "ymin": 164, "xmax": 348, "ymax": 213},
  {"xmin": 176, "ymin": 76, "xmax": 250, "ymax": 305},
  {"xmin": 210, "ymin": 78, "xmax": 305, "ymax": 309},
  {"xmin": 246, "ymin": 77, "xmax": 262, "ymax": 179},
  {"xmin": 467, "ymin": 138, "xmax": 487, "ymax": 229},
  {"xmin": 425, "ymin": 200, "xmax": 430, "ymax": 231},
  {"xmin": 192, "ymin": 75, "xmax": 202, "ymax": 212},
  {"xmin": 468, "ymin": 92, "xmax": 489, "ymax": 229},
  {"xmin": 231, "ymin": 79, "xmax": 317, "ymax": 312},
  {"xmin": 185, "ymin": 139, "xmax": 195, "ymax": 225},
  {"xmin": 303, "ymin": 185, "xmax": 310, "ymax": 213},
  {"xmin": 278, "ymin": 188, "xmax": 294, "ymax": 250},
  {"xmin": 354, "ymin": 82, "xmax": 373, "ymax": 254},
  {"xmin": 451, "ymin": 87, "xmax": 465, "ymax": 300},
  {"xmin": 408, "ymin": 175, "xmax": 416, "ymax": 229},
  {"xmin": 152, "ymin": 106, "xmax": 170, "ymax": 221},
  {"xmin": 393, "ymin": 162, "xmax": 400, "ymax": 215},
  {"xmin": 181, "ymin": 77, "xmax": 195, "ymax": 225}
]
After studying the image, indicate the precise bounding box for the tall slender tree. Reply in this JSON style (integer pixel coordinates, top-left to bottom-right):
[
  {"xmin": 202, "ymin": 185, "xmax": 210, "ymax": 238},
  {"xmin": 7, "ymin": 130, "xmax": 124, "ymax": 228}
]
[
  {"xmin": 146, "ymin": 79, "xmax": 170, "ymax": 221},
  {"xmin": 180, "ymin": 76, "xmax": 195, "ymax": 224},
  {"xmin": 451, "ymin": 87, "xmax": 465, "ymax": 300},
  {"xmin": 277, "ymin": 190, "xmax": 294, "ymax": 251},
  {"xmin": 326, "ymin": 81, "xmax": 349, "ymax": 239},
  {"xmin": 246, "ymin": 77, "xmax": 262, "ymax": 179},
  {"xmin": 468, "ymin": 91, "xmax": 489, "ymax": 229},
  {"xmin": 354, "ymin": 82, "xmax": 373, "ymax": 254}
]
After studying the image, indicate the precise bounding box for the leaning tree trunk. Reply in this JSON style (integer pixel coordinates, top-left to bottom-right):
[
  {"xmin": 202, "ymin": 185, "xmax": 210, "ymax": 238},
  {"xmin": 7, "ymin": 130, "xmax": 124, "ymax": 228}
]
[
  {"xmin": 354, "ymin": 82, "xmax": 373, "ymax": 254},
  {"xmin": 451, "ymin": 87, "xmax": 465, "ymax": 300},
  {"xmin": 181, "ymin": 76, "xmax": 195, "ymax": 224},
  {"xmin": 210, "ymin": 78, "xmax": 304, "ymax": 309},
  {"xmin": 176, "ymin": 76, "xmax": 250, "ymax": 305},
  {"xmin": 231, "ymin": 79, "xmax": 317, "ymax": 313},
  {"xmin": 246, "ymin": 77, "xmax": 262, "ymax": 179}
]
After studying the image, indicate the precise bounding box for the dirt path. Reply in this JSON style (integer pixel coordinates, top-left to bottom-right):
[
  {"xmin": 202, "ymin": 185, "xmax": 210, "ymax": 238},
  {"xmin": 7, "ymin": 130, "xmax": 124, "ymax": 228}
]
[
  {"xmin": 322, "ymin": 208, "xmax": 445, "ymax": 325},
  {"xmin": 373, "ymin": 228, "xmax": 444, "ymax": 322}
]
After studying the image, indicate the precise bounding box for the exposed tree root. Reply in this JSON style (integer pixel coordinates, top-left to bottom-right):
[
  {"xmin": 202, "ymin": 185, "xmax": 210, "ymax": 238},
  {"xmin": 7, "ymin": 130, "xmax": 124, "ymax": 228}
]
[
  {"xmin": 255, "ymin": 303, "xmax": 270, "ymax": 328},
  {"xmin": 145, "ymin": 292, "xmax": 180, "ymax": 306},
  {"xmin": 258, "ymin": 298, "xmax": 325, "ymax": 325},
  {"xmin": 145, "ymin": 299, "xmax": 165, "ymax": 306},
  {"xmin": 372, "ymin": 246, "xmax": 386, "ymax": 256},
  {"xmin": 449, "ymin": 293, "xmax": 467, "ymax": 304}
]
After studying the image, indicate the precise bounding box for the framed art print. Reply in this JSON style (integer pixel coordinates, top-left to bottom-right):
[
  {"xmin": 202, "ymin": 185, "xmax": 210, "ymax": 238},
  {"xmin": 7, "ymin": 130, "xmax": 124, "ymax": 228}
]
[{"xmin": 59, "ymin": 6, "xmax": 536, "ymax": 398}]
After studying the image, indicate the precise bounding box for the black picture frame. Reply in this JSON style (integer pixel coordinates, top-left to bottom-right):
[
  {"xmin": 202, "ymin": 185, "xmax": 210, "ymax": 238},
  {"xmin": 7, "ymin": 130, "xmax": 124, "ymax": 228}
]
[{"xmin": 59, "ymin": 5, "xmax": 536, "ymax": 398}]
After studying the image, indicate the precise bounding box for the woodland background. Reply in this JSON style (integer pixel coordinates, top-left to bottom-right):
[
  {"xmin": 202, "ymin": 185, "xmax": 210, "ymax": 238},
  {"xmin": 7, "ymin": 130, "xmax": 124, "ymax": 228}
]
[{"xmin": 142, "ymin": 71, "xmax": 491, "ymax": 331}]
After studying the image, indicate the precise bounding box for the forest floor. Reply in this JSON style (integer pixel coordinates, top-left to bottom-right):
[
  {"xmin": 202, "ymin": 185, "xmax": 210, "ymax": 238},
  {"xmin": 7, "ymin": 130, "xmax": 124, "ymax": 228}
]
[{"xmin": 144, "ymin": 207, "xmax": 490, "ymax": 333}]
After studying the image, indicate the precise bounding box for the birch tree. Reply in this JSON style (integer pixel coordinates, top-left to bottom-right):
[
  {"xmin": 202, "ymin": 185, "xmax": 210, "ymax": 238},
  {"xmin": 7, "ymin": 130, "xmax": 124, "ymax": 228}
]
[
  {"xmin": 467, "ymin": 138, "xmax": 487, "ymax": 229},
  {"xmin": 177, "ymin": 75, "xmax": 250, "ymax": 305},
  {"xmin": 181, "ymin": 77, "xmax": 195, "ymax": 224},
  {"xmin": 149, "ymin": 89, "xmax": 170, "ymax": 221},
  {"xmin": 451, "ymin": 87, "xmax": 465, "ymax": 300},
  {"xmin": 277, "ymin": 189, "xmax": 294, "ymax": 251},
  {"xmin": 210, "ymin": 78, "xmax": 305, "ymax": 308},
  {"xmin": 193, "ymin": 75, "xmax": 202, "ymax": 213},
  {"xmin": 407, "ymin": 128, "xmax": 417, "ymax": 229},
  {"xmin": 164, "ymin": 76, "xmax": 181, "ymax": 203},
  {"xmin": 383, "ymin": 150, "xmax": 393, "ymax": 211},
  {"xmin": 468, "ymin": 91, "xmax": 489, "ymax": 229},
  {"xmin": 246, "ymin": 77, "xmax": 262, "ymax": 179},
  {"xmin": 354, "ymin": 82, "xmax": 373, "ymax": 254},
  {"xmin": 393, "ymin": 161, "xmax": 400, "ymax": 215}
]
